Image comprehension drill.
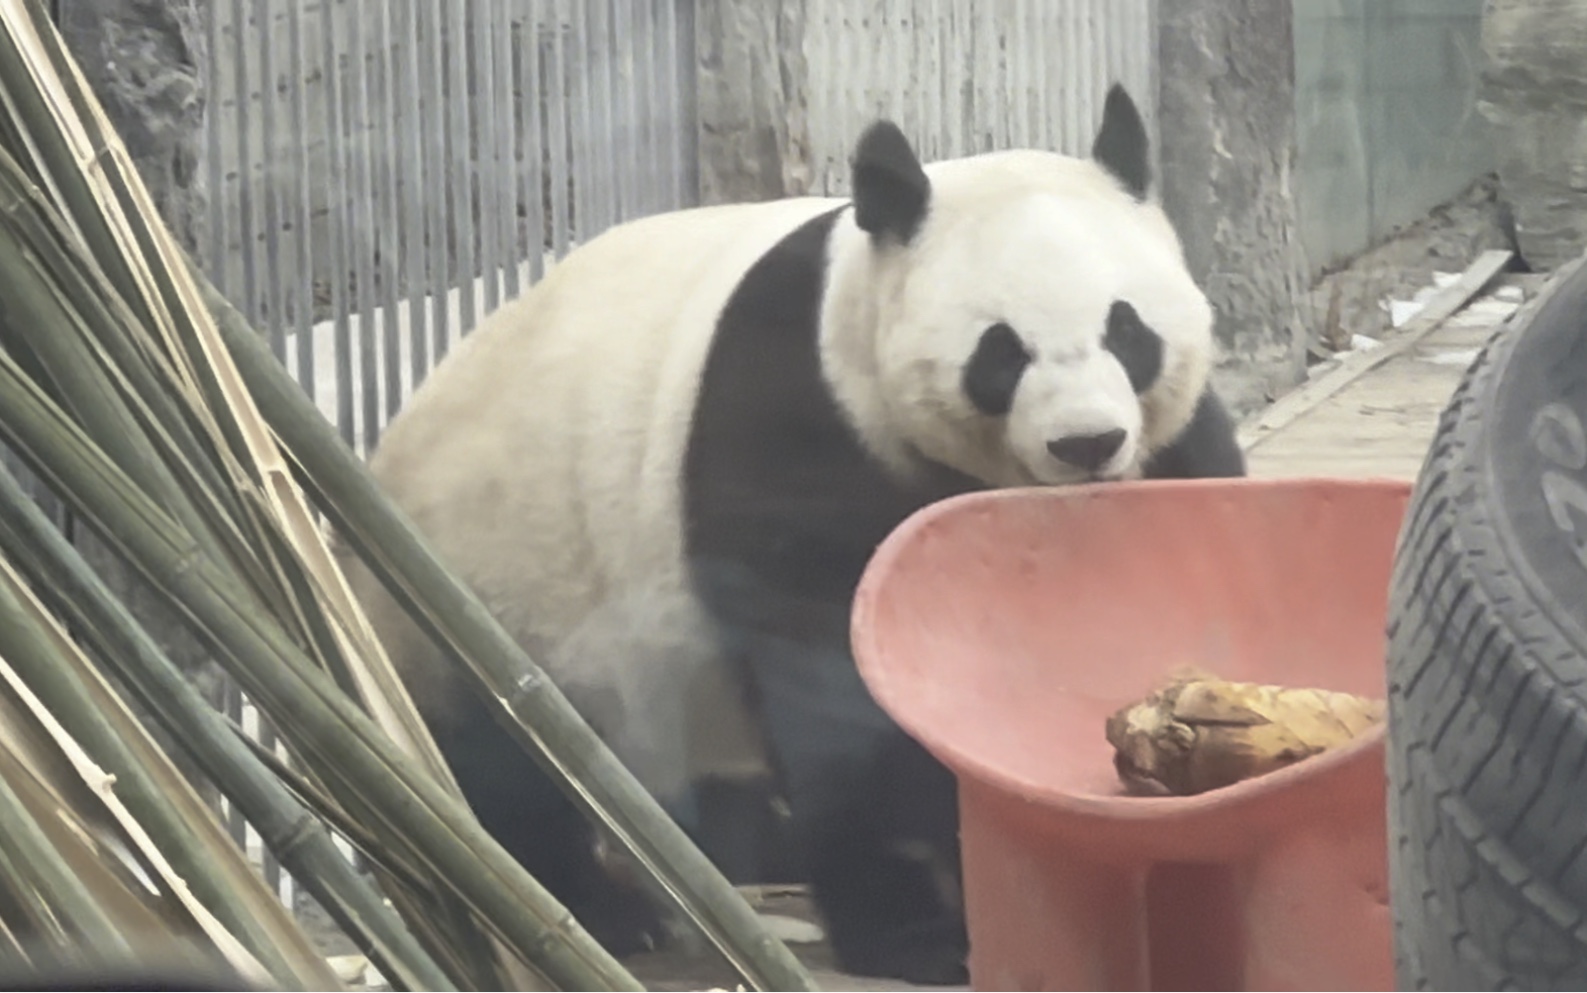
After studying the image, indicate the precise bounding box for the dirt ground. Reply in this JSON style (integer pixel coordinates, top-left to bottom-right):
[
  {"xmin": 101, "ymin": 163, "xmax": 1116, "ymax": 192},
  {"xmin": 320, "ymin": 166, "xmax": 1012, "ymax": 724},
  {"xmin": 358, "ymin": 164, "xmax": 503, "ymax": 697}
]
[{"xmin": 621, "ymin": 886, "xmax": 934, "ymax": 992}]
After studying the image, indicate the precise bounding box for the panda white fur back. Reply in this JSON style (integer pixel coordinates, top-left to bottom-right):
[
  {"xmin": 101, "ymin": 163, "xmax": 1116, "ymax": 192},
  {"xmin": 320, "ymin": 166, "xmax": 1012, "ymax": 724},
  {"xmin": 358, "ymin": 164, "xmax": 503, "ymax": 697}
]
[
  {"xmin": 337, "ymin": 83, "xmax": 1245, "ymax": 986},
  {"xmin": 354, "ymin": 197, "xmax": 844, "ymax": 797}
]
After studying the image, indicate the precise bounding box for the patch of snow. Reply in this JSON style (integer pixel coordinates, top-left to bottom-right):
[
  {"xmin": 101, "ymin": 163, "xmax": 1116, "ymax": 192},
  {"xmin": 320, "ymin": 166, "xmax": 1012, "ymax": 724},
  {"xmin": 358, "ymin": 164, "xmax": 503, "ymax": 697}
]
[
  {"xmin": 1388, "ymin": 298, "xmax": 1424, "ymax": 327},
  {"xmin": 1421, "ymin": 348, "xmax": 1481, "ymax": 367}
]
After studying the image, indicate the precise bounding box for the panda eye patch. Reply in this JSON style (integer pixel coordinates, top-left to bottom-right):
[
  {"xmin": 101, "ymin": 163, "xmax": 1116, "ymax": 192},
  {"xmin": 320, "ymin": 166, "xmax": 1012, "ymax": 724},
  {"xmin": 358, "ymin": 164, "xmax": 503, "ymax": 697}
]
[
  {"xmin": 1103, "ymin": 300, "xmax": 1163, "ymax": 394},
  {"xmin": 963, "ymin": 322, "xmax": 1030, "ymax": 417}
]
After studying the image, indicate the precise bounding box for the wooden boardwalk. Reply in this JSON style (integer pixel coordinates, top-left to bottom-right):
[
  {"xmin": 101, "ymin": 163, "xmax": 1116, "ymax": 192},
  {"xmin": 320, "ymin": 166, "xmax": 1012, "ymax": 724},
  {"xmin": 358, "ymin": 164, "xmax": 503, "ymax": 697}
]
[{"xmin": 1242, "ymin": 250, "xmax": 1527, "ymax": 481}]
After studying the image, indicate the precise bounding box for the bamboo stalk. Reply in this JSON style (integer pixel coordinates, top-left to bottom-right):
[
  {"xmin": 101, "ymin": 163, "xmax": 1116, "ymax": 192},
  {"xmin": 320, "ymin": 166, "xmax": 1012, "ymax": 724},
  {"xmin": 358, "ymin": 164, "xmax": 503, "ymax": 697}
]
[
  {"xmin": 0, "ymin": 733, "xmax": 133, "ymax": 959},
  {"xmin": 0, "ymin": 148, "xmax": 261, "ymax": 558},
  {"xmin": 0, "ymin": 460, "xmax": 457, "ymax": 993},
  {"xmin": 199, "ymin": 278, "xmax": 819, "ymax": 992},
  {"xmin": 0, "ymin": 8, "xmax": 536, "ymax": 984},
  {"xmin": 0, "ymin": 343, "xmax": 641, "ymax": 992},
  {"xmin": 0, "ymin": 516, "xmax": 337, "ymax": 990},
  {"xmin": 0, "ymin": 639, "xmax": 277, "ymax": 986},
  {"xmin": 0, "ymin": 0, "xmax": 479, "ymax": 846},
  {"xmin": 0, "ymin": 149, "xmax": 303, "ymax": 645},
  {"xmin": 0, "ymin": 4, "xmax": 152, "ymax": 333},
  {"xmin": 0, "ymin": 775, "xmax": 63, "ymax": 947}
]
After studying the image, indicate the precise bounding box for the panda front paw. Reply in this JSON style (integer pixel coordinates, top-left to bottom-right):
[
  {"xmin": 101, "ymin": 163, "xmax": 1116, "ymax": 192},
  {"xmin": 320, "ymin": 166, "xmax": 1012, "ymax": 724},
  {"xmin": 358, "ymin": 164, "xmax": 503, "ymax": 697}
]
[
  {"xmin": 831, "ymin": 914, "xmax": 969, "ymax": 987},
  {"xmin": 894, "ymin": 945, "xmax": 970, "ymax": 988}
]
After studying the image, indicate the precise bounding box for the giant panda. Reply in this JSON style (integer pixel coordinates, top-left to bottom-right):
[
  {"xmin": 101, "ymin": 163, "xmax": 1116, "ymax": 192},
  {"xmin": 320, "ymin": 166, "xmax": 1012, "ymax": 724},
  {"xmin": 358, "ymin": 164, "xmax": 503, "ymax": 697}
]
[{"xmin": 334, "ymin": 82, "xmax": 1246, "ymax": 986}]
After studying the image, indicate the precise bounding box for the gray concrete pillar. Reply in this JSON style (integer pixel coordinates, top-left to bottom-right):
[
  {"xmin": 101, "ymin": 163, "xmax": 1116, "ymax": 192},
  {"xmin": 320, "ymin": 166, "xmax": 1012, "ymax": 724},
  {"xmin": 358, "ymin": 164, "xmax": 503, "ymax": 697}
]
[
  {"xmin": 56, "ymin": 0, "xmax": 207, "ymax": 253},
  {"xmin": 693, "ymin": 0, "xmax": 813, "ymax": 204},
  {"xmin": 1157, "ymin": 0, "xmax": 1314, "ymax": 417}
]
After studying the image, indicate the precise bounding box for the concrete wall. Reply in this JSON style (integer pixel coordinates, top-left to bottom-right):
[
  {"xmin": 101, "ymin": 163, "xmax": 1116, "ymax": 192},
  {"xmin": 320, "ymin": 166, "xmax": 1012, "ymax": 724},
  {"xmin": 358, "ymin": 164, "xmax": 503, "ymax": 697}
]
[
  {"xmin": 57, "ymin": 0, "xmax": 207, "ymax": 253},
  {"xmin": 1294, "ymin": 0, "xmax": 1493, "ymax": 275},
  {"xmin": 1482, "ymin": 0, "xmax": 1587, "ymax": 271},
  {"xmin": 1158, "ymin": 0, "xmax": 1312, "ymax": 416}
]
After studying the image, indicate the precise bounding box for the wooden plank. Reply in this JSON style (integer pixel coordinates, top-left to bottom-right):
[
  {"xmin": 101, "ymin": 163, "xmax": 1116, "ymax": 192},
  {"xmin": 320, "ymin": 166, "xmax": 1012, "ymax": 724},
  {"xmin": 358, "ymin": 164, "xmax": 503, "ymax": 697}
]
[
  {"xmin": 1237, "ymin": 248, "xmax": 1513, "ymax": 452},
  {"xmin": 1249, "ymin": 450, "xmax": 1435, "ymax": 479}
]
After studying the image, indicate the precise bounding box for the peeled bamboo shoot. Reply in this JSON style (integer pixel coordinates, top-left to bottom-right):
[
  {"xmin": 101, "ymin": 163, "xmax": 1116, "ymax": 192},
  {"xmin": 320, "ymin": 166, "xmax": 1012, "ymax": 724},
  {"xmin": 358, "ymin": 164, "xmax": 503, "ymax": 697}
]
[{"xmin": 1105, "ymin": 670, "xmax": 1385, "ymax": 796}]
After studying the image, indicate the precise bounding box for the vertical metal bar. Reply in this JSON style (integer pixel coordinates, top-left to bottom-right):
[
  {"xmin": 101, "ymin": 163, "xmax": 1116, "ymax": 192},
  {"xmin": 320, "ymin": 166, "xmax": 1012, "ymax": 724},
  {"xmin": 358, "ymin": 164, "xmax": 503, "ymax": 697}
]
[
  {"xmin": 286, "ymin": 0, "xmax": 316, "ymax": 404},
  {"xmin": 879, "ymin": 0, "xmax": 894, "ymax": 135},
  {"xmin": 547, "ymin": 0, "xmax": 572, "ymax": 257},
  {"xmin": 255, "ymin": 0, "xmax": 286, "ymax": 360},
  {"xmin": 669, "ymin": 0, "xmax": 695, "ymax": 203},
  {"xmin": 1144, "ymin": 0, "xmax": 1161, "ymax": 157},
  {"xmin": 473, "ymin": 2, "xmax": 502, "ymax": 315},
  {"xmin": 610, "ymin": 0, "xmax": 633, "ymax": 223},
  {"xmin": 570, "ymin": 0, "xmax": 592, "ymax": 242},
  {"xmin": 983, "ymin": 0, "xmax": 996, "ymax": 146},
  {"xmin": 377, "ymin": 0, "xmax": 404, "ymax": 423},
  {"xmin": 447, "ymin": 0, "xmax": 477, "ymax": 337},
  {"xmin": 913, "ymin": 0, "xmax": 930, "ymax": 161},
  {"xmin": 1063, "ymin": 0, "xmax": 1079, "ymax": 154},
  {"xmin": 941, "ymin": 0, "xmax": 955, "ymax": 157},
  {"xmin": 519, "ymin": 0, "xmax": 547, "ymax": 282},
  {"xmin": 804, "ymin": 0, "xmax": 824, "ymax": 191},
  {"xmin": 345, "ymin": 0, "xmax": 379, "ymax": 452},
  {"xmin": 593, "ymin": 0, "xmax": 615, "ymax": 233},
  {"xmin": 232, "ymin": 0, "xmax": 259, "ymax": 323},
  {"xmin": 843, "ymin": 0, "xmax": 860, "ymax": 180},
  {"xmin": 397, "ymin": 0, "xmax": 431, "ymax": 389},
  {"xmin": 320, "ymin": 0, "xmax": 355, "ymax": 447},
  {"xmin": 206, "ymin": 2, "xmax": 229, "ymax": 295},
  {"xmin": 603, "ymin": 0, "xmax": 622, "ymax": 223},
  {"xmin": 1080, "ymin": 0, "xmax": 1096, "ymax": 149},
  {"xmin": 630, "ymin": 0, "xmax": 656, "ymax": 217},
  {"xmin": 660, "ymin": 0, "xmax": 687, "ymax": 206},
  {"xmin": 962, "ymin": 0, "xmax": 977, "ymax": 153},
  {"xmin": 421, "ymin": 0, "xmax": 450, "ymax": 368},
  {"xmin": 1011, "ymin": 0, "xmax": 1028, "ymax": 149},
  {"xmin": 1032, "ymin": 0, "xmax": 1049, "ymax": 150},
  {"xmin": 494, "ymin": 1, "xmax": 522, "ymax": 297}
]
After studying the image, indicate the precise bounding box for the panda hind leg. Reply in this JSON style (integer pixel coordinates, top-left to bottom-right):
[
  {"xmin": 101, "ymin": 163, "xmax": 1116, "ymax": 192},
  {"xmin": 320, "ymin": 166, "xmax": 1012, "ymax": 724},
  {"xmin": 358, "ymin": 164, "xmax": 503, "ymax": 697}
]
[
  {"xmin": 740, "ymin": 633, "xmax": 969, "ymax": 986},
  {"xmin": 426, "ymin": 692, "xmax": 667, "ymax": 956},
  {"xmin": 799, "ymin": 731, "xmax": 968, "ymax": 986},
  {"xmin": 692, "ymin": 774, "xmax": 803, "ymax": 884}
]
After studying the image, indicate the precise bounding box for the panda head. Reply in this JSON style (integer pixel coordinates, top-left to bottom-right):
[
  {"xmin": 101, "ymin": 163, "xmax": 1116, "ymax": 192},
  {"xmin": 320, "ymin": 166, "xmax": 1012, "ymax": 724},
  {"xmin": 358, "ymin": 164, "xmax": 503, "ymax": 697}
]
[{"xmin": 819, "ymin": 84, "xmax": 1215, "ymax": 488}]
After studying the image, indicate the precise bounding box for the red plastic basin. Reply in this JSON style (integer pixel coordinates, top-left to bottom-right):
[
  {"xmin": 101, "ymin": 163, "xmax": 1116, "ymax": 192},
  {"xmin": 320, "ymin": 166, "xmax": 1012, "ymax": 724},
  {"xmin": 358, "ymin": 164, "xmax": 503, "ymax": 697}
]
[{"xmin": 852, "ymin": 477, "xmax": 1411, "ymax": 991}]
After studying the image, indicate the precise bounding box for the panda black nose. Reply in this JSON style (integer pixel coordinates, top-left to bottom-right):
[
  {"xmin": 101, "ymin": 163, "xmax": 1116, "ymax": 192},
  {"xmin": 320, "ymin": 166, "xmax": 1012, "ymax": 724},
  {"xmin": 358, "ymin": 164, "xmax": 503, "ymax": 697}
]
[{"xmin": 1047, "ymin": 428, "xmax": 1127, "ymax": 472}]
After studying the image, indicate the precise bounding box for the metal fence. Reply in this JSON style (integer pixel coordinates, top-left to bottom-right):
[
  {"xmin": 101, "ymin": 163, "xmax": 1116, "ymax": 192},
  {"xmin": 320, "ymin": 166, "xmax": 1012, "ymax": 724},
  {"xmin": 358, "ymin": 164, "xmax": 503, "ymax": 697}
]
[
  {"xmin": 803, "ymin": 0, "xmax": 1156, "ymax": 195},
  {"xmin": 205, "ymin": 0, "xmax": 699, "ymax": 459},
  {"xmin": 205, "ymin": 0, "xmax": 1155, "ymax": 459}
]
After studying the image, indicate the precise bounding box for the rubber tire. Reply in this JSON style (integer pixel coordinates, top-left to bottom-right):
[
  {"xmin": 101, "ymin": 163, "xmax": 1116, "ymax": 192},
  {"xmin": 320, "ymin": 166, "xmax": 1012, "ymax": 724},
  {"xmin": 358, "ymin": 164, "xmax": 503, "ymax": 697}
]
[{"xmin": 1388, "ymin": 255, "xmax": 1587, "ymax": 991}]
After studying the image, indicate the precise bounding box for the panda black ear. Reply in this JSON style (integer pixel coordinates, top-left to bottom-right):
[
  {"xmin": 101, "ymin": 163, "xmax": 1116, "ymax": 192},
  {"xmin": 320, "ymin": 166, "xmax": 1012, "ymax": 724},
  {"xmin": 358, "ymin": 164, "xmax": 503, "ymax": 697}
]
[
  {"xmin": 1091, "ymin": 84, "xmax": 1150, "ymax": 201},
  {"xmin": 851, "ymin": 120, "xmax": 931, "ymax": 244}
]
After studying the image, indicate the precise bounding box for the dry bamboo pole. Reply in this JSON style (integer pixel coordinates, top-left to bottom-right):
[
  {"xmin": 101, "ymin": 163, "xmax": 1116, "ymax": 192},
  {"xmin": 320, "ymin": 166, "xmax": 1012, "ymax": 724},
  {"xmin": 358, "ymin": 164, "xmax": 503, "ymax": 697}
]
[
  {"xmin": 200, "ymin": 279, "xmax": 820, "ymax": 993},
  {"xmin": 0, "ymin": 5, "xmax": 529, "ymax": 984},
  {"xmin": 0, "ymin": 515, "xmax": 341, "ymax": 990},
  {"xmin": 0, "ymin": 343, "xmax": 641, "ymax": 991},
  {"xmin": 0, "ymin": 460, "xmax": 456, "ymax": 993}
]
